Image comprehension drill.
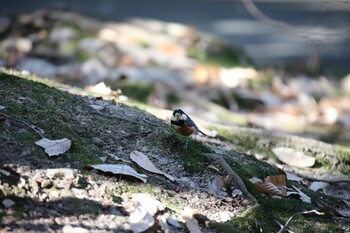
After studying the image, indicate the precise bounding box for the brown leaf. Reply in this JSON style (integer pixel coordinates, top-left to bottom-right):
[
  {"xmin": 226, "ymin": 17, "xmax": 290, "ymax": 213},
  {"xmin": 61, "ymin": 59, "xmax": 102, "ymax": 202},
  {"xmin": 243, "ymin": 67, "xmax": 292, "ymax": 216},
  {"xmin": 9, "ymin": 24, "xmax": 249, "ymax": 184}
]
[
  {"xmin": 256, "ymin": 181, "xmax": 286, "ymax": 196},
  {"xmin": 255, "ymin": 175, "xmax": 287, "ymax": 196}
]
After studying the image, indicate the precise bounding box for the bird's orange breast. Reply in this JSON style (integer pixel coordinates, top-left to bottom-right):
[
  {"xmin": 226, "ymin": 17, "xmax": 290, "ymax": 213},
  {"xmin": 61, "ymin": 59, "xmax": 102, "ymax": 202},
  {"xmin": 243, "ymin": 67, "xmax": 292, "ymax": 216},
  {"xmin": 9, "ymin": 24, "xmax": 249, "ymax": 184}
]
[{"xmin": 176, "ymin": 125, "xmax": 196, "ymax": 136}]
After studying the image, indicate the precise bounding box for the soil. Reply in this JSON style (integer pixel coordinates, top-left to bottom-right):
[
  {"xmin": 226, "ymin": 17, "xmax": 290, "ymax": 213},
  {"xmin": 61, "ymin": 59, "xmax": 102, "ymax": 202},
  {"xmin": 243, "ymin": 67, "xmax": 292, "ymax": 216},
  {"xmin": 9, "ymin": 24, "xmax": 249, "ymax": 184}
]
[{"xmin": 0, "ymin": 71, "xmax": 349, "ymax": 232}]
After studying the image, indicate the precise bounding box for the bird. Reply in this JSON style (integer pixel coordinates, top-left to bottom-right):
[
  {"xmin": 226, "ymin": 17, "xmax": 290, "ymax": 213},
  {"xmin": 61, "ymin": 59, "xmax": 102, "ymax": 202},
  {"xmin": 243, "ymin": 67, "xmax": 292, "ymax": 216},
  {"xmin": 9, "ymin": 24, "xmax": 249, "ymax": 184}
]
[{"xmin": 170, "ymin": 108, "xmax": 207, "ymax": 149}]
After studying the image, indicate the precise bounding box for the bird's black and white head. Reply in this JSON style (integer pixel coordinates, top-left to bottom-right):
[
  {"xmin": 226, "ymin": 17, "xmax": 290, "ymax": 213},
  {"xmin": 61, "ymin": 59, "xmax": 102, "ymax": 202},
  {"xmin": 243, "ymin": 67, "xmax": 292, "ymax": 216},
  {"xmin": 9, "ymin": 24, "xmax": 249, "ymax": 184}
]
[{"xmin": 171, "ymin": 109, "xmax": 188, "ymax": 123}]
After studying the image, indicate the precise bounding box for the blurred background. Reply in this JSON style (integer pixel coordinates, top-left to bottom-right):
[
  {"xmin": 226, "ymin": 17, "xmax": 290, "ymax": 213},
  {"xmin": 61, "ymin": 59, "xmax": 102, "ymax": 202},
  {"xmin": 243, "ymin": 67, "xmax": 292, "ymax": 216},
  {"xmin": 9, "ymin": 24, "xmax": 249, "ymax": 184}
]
[{"xmin": 1, "ymin": 0, "xmax": 350, "ymax": 144}]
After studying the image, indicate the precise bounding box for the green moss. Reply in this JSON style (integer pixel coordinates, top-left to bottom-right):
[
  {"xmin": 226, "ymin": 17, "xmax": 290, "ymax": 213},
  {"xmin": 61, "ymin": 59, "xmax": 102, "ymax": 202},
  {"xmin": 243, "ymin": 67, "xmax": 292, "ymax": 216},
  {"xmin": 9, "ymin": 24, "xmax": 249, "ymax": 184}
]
[
  {"xmin": 0, "ymin": 71, "xmax": 103, "ymax": 168},
  {"xmin": 188, "ymin": 38, "xmax": 251, "ymax": 68},
  {"xmin": 216, "ymin": 217, "xmax": 258, "ymax": 233},
  {"xmin": 167, "ymin": 133, "xmax": 212, "ymax": 172},
  {"xmin": 221, "ymin": 201, "xmax": 342, "ymax": 233},
  {"xmin": 166, "ymin": 92, "xmax": 181, "ymax": 105},
  {"xmin": 106, "ymin": 80, "xmax": 154, "ymax": 103},
  {"xmin": 108, "ymin": 183, "xmax": 154, "ymax": 195}
]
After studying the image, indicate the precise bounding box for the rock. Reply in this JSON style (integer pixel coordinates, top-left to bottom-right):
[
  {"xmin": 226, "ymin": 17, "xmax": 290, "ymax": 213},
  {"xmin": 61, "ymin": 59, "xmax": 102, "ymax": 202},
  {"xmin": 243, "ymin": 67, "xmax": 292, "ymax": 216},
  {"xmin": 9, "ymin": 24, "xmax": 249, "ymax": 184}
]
[
  {"xmin": 49, "ymin": 27, "xmax": 77, "ymax": 42},
  {"xmin": 62, "ymin": 225, "xmax": 89, "ymax": 233},
  {"xmin": 341, "ymin": 73, "xmax": 350, "ymax": 95},
  {"xmin": 79, "ymin": 37, "xmax": 105, "ymax": 53},
  {"xmin": 0, "ymin": 38, "xmax": 32, "ymax": 53},
  {"xmin": 2, "ymin": 198, "xmax": 15, "ymax": 208},
  {"xmin": 219, "ymin": 67, "xmax": 259, "ymax": 88},
  {"xmin": 80, "ymin": 58, "xmax": 119, "ymax": 84},
  {"xmin": 18, "ymin": 58, "xmax": 57, "ymax": 77}
]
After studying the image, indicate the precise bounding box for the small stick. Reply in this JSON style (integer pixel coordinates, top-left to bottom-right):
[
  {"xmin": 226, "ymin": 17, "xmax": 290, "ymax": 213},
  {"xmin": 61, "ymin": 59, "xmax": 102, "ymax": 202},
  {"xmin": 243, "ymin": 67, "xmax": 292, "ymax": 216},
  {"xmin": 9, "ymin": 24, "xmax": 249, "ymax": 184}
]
[
  {"xmin": 200, "ymin": 152, "xmax": 257, "ymax": 203},
  {"xmin": 1, "ymin": 113, "xmax": 44, "ymax": 138},
  {"xmin": 121, "ymin": 130, "xmax": 153, "ymax": 139}
]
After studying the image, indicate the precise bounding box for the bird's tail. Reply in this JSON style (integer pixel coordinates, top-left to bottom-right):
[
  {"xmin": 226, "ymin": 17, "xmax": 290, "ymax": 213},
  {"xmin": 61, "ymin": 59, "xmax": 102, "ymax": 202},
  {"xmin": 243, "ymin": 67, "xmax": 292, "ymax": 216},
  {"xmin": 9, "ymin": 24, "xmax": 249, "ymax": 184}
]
[{"xmin": 197, "ymin": 128, "xmax": 207, "ymax": 136}]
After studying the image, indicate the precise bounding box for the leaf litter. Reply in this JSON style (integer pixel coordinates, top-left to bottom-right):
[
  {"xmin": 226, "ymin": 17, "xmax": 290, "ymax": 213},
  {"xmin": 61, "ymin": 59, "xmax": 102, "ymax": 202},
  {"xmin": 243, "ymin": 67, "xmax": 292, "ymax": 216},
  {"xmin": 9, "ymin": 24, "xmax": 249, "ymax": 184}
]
[
  {"xmin": 35, "ymin": 138, "xmax": 71, "ymax": 156},
  {"xmin": 90, "ymin": 164, "xmax": 148, "ymax": 183},
  {"xmin": 0, "ymin": 7, "xmax": 348, "ymax": 231},
  {"xmin": 130, "ymin": 150, "xmax": 176, "ymax": 181}
]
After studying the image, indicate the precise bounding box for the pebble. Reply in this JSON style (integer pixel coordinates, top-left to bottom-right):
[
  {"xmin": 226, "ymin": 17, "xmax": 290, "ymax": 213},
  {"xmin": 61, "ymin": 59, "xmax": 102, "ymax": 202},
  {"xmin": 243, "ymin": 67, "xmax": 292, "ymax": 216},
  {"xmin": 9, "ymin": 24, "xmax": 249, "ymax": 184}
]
[
  {"xmin": 2, "ymin": 198, "xmax": 15, "ymax": 208},
  {"xmin": 62, "ymin": 225, "xmax": 89, "ymax": 233}
]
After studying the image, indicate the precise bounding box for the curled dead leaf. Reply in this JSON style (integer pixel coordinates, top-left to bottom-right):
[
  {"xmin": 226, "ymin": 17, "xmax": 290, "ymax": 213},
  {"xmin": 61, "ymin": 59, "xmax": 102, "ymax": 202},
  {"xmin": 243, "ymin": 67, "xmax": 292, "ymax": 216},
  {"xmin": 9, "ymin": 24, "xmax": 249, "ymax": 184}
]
[
  {"xmin": 35, "ymin": 138, "xmax": 71, "ymax": 156},
  {"xmin": 129, "ymin": 202, "xmax": 154, "ymax": 233},
  {"xmin": 255, "ymin": 175, "xmax": 287, "ymax": 196},
  {"xmin": 130, "ymin": 150, "xmax": 176, "ymax": 181},
  {"xmin": 181, "ymin": 207, "xmax": 201, "ymax": 233},
  {"xmin": 288, "ymin": 185, "xmax": 311, "ymax": 203},
  {"xmin": 91, "ymin": 164, "xmax": 147, "ymax": 183}
]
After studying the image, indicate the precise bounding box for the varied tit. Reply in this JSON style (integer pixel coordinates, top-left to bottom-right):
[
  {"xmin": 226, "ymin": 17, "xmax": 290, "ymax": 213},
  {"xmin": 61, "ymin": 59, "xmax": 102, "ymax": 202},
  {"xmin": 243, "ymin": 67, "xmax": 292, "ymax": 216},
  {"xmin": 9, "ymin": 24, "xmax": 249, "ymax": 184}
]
[{"xmin": 170, "ymin": 109, "xmax": 207, "ymax": 149}]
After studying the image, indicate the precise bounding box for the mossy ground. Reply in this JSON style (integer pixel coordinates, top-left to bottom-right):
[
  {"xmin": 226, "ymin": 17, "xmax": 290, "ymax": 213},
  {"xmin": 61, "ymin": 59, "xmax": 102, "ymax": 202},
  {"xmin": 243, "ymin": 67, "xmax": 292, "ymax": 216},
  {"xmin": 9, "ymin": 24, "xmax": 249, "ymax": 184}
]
[{"xmin": 0, "ymin": 71, "xmax": 348, "ymax": 232}]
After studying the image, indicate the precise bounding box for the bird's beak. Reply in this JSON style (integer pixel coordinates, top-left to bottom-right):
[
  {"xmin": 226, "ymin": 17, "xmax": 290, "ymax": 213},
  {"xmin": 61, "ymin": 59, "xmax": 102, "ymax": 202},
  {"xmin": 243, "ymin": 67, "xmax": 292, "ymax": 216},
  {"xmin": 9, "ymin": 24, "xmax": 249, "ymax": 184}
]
[{"xmin": 175, "ymin": 113, "xmax": 181, "ymax": 120}]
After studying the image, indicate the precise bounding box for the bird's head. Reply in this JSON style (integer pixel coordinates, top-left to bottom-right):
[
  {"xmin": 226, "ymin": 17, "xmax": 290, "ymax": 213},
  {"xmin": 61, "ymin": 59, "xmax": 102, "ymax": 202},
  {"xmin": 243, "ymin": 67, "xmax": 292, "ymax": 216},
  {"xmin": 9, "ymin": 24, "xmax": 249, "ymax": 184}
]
[{"xmin": 171, "ymin": 109, "xmax": 187, "ymax": 122}]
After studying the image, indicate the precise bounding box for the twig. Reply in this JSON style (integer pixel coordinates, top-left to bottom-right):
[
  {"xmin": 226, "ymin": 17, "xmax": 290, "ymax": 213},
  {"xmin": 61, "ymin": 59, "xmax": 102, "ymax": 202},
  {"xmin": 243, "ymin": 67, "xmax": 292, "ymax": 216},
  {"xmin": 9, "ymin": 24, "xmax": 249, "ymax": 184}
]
[
  {"xmin": 277, "ymin": 210, "xmax": 324, "ymax": 233},
  {"xmin": 120, "ymin": 130, "xmax": 153, "ymax": 139},
  {"xmin": 1, "ymin": 113, "xmax": 44, "ymax": 138},
  {"xmin": 200, "ymin": 152, "xmax": 257, "ymax": 203}
]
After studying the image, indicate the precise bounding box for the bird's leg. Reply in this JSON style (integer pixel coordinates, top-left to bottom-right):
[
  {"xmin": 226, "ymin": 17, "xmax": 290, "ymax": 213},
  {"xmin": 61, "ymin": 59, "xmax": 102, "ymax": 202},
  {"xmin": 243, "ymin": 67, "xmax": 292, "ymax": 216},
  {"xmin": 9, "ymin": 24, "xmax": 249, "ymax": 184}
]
[{"xmin": 183, "ymin": 137, "xmax": 189, "ymax": 150}]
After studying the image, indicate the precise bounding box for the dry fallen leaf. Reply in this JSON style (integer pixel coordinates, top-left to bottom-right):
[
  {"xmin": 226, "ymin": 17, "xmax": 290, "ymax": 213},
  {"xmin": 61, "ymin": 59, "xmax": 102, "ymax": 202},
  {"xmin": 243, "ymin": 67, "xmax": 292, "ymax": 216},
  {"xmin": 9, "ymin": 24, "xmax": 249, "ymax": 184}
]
[
  {"xmin": 255, "ymin": 175, "xmax": 287, "ymax": 196},
  {"xmin": 86, "ymin": 82, "xmax": 112, "ymax": 95},
  {"xmin": 130, "ymin": 150, "xmax": 176, "ymax": 181},
  {"xmin": 288, "ymin": 185, "xmax": 311, "ymax": 203},
  {"xmin": 309, "ymin": 181, "xmax": 329, "ymax": 192},
  {"xmin": 129, "ymin": 202, "xmax": 154, "ymax": 233},
  {"xmin": 284, "ymin": 171, "xmax": 304, "ymax": 183},
  {"xmin": 272, "ymin": 147, "xmax": 315, "ymax": 168},
  {"xmin": 181, "ymin": 207, "xmax": 201, "ymax": 233},
  {"xmin": 167, "ymin": 216, "xmax": 183, "ymax": 228},
  {"xmin": 130, "ymin": 193, "xmax": 165, "ymax": 215},
  {"xmin": 91, "ymin": 164, "xmax": 147, "ymax": 183},
  {"xmin": 127, "ymin": 193, "xmax": 167, "ymax": 233},
  {"xmin": 35, "ymin": 138, "xmax": 71, "ymax": 156},
  {"xmin": 157, "ymin": 214, "xmax": 171, "ymax": 233},
  {"xmin": 256, "ymin": 181, "xmax": 286, "ymax": 196}
]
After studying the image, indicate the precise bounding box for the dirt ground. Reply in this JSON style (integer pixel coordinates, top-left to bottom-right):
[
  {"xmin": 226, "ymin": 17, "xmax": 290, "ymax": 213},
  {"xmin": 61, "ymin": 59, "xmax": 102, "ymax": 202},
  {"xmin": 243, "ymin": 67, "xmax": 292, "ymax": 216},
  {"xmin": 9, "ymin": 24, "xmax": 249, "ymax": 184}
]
[{"xmin": 1, "ymin": 71, "xmax": 349, "ymax": 232}]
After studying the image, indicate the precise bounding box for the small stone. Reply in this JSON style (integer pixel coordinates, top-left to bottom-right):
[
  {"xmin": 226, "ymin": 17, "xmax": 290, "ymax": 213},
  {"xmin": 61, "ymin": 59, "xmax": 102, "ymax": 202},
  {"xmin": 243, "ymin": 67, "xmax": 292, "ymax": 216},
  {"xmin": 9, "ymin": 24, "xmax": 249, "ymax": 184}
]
[
  {"xmin": 219, "ymin": 211, "xmax": 231, "ymax": 222},
  {"xmin": 49, "ymin": 27, "xmax": 77, "ymax": 42},
  {"xmin": 71, "ymin": 188, "xmax": 88, "ymax": 199},
  {"xmin": 99, "ymin": 156, "xmax": 107, "ymax": 162},
  {"xmin": 2, "ymin": 198, "xmax": 15, "ymax": 208},
  {"xmin": 62, "ymin": 225, "xmax": 89, "ymax": 233},
  {"xmin": 0, "ymin": 37, "xmax": 32, "ymax": 53}
]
